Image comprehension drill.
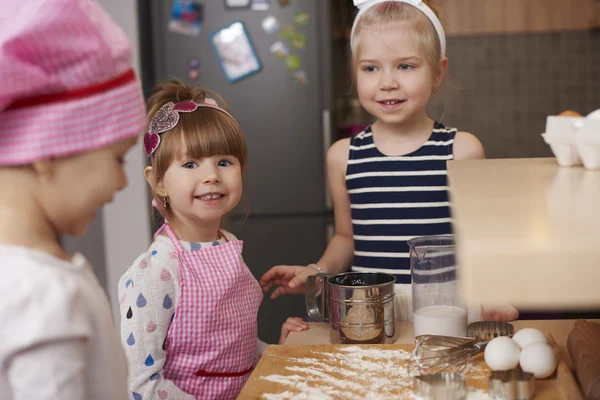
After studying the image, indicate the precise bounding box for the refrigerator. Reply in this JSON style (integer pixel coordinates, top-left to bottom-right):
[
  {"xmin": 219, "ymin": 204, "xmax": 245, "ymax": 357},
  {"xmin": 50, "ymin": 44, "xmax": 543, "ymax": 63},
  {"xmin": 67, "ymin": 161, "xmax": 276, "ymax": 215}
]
[{"xmin": 139, "ymin": 0, "xmax": 334, "ymax": 343}]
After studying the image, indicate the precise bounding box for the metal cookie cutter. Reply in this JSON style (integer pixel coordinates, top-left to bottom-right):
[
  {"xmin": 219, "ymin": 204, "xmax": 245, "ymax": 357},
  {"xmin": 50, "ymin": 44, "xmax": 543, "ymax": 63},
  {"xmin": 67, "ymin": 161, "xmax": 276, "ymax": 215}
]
[
  {"xmin": 489, "ymin": 368, "xmax": 535, "ymax": 400},
  {"xmin": 467, "ymin": 321, "xmax": 514, "ymax": 342},
  {"xmin": 413, "ymin": 372, "xmax": 466, "ymax": 400}
]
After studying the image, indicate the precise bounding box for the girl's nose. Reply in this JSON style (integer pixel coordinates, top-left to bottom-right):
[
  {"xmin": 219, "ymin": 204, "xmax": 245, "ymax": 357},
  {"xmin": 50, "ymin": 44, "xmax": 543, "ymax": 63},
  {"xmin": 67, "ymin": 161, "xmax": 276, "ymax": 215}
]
[
  {"xmin": 117, "ymin": 170, "xmax": 128, "ymax": 192},
  {"xmin": 379, "ymin": 74, "xmax": 399, "ymax": 91},
  {"xmin": 203, "ymin": 169, "xmax": 221, "ymax": 184}
]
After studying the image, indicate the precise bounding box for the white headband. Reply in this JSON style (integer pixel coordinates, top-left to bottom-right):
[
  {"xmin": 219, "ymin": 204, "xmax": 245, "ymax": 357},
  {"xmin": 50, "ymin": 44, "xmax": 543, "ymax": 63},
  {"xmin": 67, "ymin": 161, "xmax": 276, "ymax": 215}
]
[{"xmin": 351, "ymin": 0, "xmax": 446, "ymax": 57}]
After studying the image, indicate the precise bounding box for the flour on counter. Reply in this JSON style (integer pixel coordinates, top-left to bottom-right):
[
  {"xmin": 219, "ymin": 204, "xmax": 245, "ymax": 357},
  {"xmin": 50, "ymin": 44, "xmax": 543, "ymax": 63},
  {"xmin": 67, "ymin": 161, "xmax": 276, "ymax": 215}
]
[{"xmin": 261, "ymin": 346, "xmax": 414, "ymax": 399}]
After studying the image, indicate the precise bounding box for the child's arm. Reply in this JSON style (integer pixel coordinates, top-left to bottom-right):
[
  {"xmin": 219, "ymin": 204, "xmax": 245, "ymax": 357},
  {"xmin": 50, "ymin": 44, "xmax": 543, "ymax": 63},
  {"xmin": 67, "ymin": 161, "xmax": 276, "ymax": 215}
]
[
  {"xmin": 119, "ymin": 255, "xmax": 194, "ymax": 400},
  {"xmin": 260, "ymin": 138, "xmax": 355, "ymax": 298},
  {"xmin": 453, "ymin": 132, "xmax": 485, "ymax": 160},
  {"xmin": 318, "ymin": 138, "xmax": 356, "ymax": 273},
  {"xmin": 253, "ymin": 318, "xmax": 309, "ymax": 365},
  {"xmin": 278, "ymin": 317, "xmax": 309, "ymax": 344}
]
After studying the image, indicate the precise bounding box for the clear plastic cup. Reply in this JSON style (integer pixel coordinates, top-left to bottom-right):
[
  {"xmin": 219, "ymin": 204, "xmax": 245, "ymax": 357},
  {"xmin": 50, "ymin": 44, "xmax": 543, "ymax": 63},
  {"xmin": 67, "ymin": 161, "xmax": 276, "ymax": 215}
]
[{"xmin": 409, "ymin": 235, "xmax": 467, "ymax": 338}]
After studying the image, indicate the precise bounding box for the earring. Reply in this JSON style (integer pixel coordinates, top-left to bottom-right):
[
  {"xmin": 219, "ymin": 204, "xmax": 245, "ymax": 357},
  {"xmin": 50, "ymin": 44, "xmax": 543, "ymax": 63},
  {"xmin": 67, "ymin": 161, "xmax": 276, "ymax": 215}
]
[{"xmin": 163, "ymin": 197, "xmax": 169, "ymax": 208}]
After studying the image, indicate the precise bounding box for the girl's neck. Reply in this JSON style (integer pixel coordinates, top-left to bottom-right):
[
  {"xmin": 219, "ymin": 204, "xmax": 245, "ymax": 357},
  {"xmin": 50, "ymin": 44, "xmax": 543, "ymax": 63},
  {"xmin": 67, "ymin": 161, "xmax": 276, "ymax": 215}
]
[
  {"xmin": 370, "ymin": 113, "xmax": 435, "ymax": 156},
  {"xmin": 167, "ymin": 217, "xmax": 222, "ymax": 243},
  {"xmin": 0, "ymin": 177, "xmax": 68, "ymax": 261},
  {"xmin": 372, "ymin": 112, "xmax": 433, "ymax": 139}
]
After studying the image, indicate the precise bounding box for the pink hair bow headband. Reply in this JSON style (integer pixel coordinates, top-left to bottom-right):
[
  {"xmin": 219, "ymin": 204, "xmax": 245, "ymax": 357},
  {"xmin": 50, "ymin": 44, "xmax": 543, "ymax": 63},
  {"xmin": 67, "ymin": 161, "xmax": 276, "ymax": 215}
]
[
  {"xmin": 351, "ymin": 0, "xmax": 446, "ymax": 57},
  {"xmin": 143, "ymin": 98, "xmax": 235, "ymax": 157}
]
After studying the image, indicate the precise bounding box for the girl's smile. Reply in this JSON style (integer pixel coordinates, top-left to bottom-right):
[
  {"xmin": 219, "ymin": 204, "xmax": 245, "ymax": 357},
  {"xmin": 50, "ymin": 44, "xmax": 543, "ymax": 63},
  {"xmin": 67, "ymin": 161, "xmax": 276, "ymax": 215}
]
[
  {"xmin": 377, "ymin": 99, "xmax": 407, "ymax": 110},
  {"xmin": 195, "ymin": 192, "xmax": 226, "ymax": 204}
]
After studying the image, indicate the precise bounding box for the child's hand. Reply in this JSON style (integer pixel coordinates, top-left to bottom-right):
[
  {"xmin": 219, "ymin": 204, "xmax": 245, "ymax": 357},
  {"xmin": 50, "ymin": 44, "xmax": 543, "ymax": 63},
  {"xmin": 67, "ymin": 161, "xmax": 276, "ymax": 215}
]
[
  {"xmin": 260, "ymin": 265, "xmax": 318, "ymax": 299},
  {"xmin": 481, "ymin": 303, "xmax": 519, "ymax": 321},
  {"xmin": 279, "ymin": 317, "xmax": 309, "ymax": 344}
]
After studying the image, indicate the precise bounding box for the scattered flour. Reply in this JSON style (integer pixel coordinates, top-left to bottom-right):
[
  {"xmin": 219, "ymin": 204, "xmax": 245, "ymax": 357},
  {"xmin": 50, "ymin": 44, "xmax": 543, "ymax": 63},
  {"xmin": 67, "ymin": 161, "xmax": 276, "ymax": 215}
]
[
  {"xmin": 260, "ymin": 346, "xmax": 494, "ymax": 399},
  {"xmin": 260, "ymin": 346, "xmax": 414, "ymax": 399}
]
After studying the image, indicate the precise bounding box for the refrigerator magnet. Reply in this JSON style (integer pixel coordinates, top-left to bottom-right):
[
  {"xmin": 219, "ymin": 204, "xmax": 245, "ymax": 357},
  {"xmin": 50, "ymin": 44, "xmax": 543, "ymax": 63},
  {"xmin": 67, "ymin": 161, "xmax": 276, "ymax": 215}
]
[
  {"xmin": 188, "ymin": 69, "xmax": 200, "ymax": 81},
  {"xmin": 269, "ymin": 41, "xmax": 289, "ymax": 59},
  {"xmin": 168, "ymin": 0, "xmax": 204, "ymax": 37},
  {"xmin": 280, "ymin": 24, "xmax": 295, "ymax": 40},
  {"xmin": 279, "ymin": 0, "xmax": 290, "ymax": 7},
  {"xmin": 290, "ymin": 32, "xmax": 306, "ymax": 49},
  {"xmin": 188, "ymin": 57, "xmax": 200, "ymax": 69},
  {"xmin": 284, "ymin": 54, "xmax": 300, "ymax": 70},
  {"xmin": 292, "ymin": 70, "xmax": 307, "ymax": 87},
  {"xmin": 210, "ymin": 21, "xmax": 262, "ymax": 83},
  {"xmin": 293, "ymin": 11, "xmax": 309, "ymax": 26},
  {"xmin": 261, "ymin": 15, "xmax": 280, "ymax": 34},
  {"xmin": 251, "ymin": 0, "xmax": 270, "ymax": 10},
  {"xmin": 224, "ymin": 0, "xmax": 250, "ymax": 8}
]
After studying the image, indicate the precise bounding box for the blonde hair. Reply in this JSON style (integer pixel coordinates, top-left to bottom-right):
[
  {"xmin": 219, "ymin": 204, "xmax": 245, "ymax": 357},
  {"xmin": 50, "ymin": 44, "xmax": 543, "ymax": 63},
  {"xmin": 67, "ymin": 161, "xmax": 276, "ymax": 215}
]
[
  {"xmin": 146, "ymin": 79, "xmax": 247, "ymax": 220},
  {"xmin": 350, "ymin": 1, "xmax": 444, "ymax": 82}
]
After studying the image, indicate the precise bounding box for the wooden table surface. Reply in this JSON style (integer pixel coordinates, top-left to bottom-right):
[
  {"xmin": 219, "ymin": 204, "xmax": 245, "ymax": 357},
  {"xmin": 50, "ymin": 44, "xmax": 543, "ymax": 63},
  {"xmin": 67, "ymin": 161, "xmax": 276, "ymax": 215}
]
[
  {"xmin": 241, "ymin": 320, "xmax": 596, "ymax": 399},
  {"xmin": 285, "ymin": 319, "xmax": 600, "ymax": 370}
]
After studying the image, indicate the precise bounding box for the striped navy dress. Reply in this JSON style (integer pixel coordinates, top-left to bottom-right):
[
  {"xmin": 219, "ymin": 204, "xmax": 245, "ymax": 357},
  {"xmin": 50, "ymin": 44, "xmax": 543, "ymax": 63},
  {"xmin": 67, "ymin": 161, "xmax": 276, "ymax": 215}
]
[{"xmin": 346, "ymin": 122, "xmax": 456, "ymax": 286}]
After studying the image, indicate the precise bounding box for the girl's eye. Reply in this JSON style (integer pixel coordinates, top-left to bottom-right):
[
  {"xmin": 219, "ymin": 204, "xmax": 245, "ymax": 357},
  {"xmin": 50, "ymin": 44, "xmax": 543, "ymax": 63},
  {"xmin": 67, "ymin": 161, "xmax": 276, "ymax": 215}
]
[
  {"xmin": 399, "ymin": 64, "xmax": 413, "ymax": 70},
  {"xmin": 218, "ymin": 160, "xmax": 233, "ymax": 167},
  {"xmin": 183, "ymin": 161, "xmax": 197, "ymax": 169},
  {"xmin": 363, "ymin": 65, "xmax": 377, "ymax": 72}
]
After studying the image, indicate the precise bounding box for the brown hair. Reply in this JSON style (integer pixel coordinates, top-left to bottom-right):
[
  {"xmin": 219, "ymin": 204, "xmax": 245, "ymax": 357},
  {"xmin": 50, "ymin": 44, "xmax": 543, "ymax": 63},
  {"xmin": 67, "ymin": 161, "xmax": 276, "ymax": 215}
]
[
  {"xmin": 145, "ymin": 79, "xmax": 247, "ymax": 220},
  {"xmin": 350, "ymin": 1, "xmax": 444, "ymax": 83}
]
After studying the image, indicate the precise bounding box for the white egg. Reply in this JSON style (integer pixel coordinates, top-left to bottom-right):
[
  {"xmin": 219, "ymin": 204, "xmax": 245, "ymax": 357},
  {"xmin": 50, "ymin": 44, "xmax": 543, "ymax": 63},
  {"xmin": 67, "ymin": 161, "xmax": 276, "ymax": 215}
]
[
  {"xmin": 512, "ymin": 328, "xmax": 547, "ymax": 349},
  {"xmin": 519, "ymin": 342, "xmax": 557, "ymax": 379},
  {"xmin": 484, "ymin": 336, "xmax": 520, "ymax": 371}
]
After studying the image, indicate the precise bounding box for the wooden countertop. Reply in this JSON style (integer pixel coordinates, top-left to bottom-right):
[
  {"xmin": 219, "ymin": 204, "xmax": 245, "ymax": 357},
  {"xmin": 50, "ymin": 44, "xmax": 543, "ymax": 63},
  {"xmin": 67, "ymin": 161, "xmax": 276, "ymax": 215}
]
[
  {"xmin": 285, "ymin": 319, "xmax": 600, "ymax": 370},
  {"xmin": 447, "ymin": 158, "xmax": 600, "ymax": 308}
]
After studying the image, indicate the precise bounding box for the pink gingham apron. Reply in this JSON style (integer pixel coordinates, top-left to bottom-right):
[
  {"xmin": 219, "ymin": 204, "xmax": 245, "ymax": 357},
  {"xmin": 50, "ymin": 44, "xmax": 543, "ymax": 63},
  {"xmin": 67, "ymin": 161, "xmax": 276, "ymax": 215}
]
[{"xmin": 159, "ymin": 222, "xmax": 263, "ymax": 399}]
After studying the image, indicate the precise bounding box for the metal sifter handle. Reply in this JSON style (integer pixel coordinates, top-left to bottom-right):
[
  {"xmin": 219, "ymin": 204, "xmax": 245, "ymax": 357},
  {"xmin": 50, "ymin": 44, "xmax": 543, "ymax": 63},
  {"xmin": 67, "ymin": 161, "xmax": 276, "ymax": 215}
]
[{"xmin": 305, "ymin": 273, "xmax": 330, "ymax": 321}]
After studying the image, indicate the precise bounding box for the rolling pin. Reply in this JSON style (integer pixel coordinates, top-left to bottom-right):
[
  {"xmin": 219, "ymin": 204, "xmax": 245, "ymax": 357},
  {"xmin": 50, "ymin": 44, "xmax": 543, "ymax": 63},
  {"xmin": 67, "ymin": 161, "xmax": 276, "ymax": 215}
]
[{"xmin": 567, "ymin": 319, "xmax": 600, "ymax": 399}]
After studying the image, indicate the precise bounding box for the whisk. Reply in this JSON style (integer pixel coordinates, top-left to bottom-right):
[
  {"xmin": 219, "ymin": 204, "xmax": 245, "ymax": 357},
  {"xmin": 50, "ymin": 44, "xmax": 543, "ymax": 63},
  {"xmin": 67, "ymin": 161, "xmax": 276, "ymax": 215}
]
[{"xmin": 409, "ymin": 334, "xmax": 489, "ymax": 375}]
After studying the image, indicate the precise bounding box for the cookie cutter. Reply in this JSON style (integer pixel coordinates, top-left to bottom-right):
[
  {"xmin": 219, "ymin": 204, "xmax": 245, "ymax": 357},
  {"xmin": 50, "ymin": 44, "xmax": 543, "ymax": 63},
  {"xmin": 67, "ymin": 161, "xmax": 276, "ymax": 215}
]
[
  {"xmin": 489, "ymin": 368, "xmax": 535, "ymax": 400},
  {"xmin": 413, "ymin": 372, "xmax": 466, "ymax": 399},
  {"xmin": 467, "ymin": 321, "xmax": 514, "ymax": 342}
]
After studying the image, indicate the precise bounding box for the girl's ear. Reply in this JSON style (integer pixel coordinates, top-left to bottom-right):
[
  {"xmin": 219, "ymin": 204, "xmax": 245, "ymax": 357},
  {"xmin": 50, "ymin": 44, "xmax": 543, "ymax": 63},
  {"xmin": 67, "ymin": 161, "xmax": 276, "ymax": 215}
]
[
  {"xmin": 144, "ymin": 166, "xmax": 168, "ymax": 197},
  {"xmin": 433, "ymin": 57, "xmax": 449, "ymax": 89}
]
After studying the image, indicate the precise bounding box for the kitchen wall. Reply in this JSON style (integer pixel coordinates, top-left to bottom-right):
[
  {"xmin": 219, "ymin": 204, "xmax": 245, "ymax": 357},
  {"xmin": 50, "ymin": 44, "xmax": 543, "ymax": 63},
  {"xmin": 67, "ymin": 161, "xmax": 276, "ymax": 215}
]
[{"xmin": 439, "ymin": 30, "xmax": 600, "ymax": 159}]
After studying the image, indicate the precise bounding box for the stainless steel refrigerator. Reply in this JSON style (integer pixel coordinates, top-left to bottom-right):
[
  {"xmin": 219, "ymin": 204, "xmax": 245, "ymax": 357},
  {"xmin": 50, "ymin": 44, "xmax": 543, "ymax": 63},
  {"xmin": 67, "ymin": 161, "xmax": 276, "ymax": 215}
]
[{"xmin": 139, "ymin": 0, "xmax": 334, "ymax": 343}]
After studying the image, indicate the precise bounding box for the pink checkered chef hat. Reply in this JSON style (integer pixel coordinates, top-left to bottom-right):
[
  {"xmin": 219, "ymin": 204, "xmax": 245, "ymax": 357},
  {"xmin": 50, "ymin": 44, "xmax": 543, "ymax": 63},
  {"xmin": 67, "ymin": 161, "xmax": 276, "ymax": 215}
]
[{"xmin": 0, "ymin": 0, "xmax": 146, "ymax": 166}]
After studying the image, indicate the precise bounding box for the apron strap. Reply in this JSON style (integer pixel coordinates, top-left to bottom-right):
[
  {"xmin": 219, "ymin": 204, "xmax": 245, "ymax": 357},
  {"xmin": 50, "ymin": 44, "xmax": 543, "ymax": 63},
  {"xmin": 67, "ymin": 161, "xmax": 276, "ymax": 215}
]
[
  {"xmin": 218, "ymin": 229, "xmax": 229, "ymax": 243},
  {"xmin": 161, "ymin": 222, "xmax": 185, "ymax": 252},
  {"xmin": 158, "ymin": 222, "xmax": 227, "ymax": 251}
]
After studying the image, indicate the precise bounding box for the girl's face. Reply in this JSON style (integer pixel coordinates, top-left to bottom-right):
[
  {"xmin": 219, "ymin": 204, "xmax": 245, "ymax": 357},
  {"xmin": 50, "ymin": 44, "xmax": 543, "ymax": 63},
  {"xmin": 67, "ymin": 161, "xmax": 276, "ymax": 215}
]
[
  {"xmin": 41, "ymin": 137, "xmax": 137, "ymax": 237},
  {"xmin": 355, "ymin": 21, "xmax": 444, "ymax": 128},
  {"xmin": 158, "ymin": 146, "xmax": 243, "ymax": 228}
]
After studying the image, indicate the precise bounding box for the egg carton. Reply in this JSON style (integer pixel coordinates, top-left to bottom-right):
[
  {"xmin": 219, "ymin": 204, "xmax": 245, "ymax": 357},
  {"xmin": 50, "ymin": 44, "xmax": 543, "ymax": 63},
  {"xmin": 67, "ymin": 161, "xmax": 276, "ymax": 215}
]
[{"xmin": 541, "ymin": 109, "xmax": 600, "ymax": 170}]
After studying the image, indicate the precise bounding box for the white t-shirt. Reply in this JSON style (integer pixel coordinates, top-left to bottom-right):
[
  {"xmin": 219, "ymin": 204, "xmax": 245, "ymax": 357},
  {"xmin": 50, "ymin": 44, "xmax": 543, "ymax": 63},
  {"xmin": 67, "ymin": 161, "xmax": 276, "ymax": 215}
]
[{"xmin": 0, "ymin": 246, "xmax": 129, "ymax": 400}]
